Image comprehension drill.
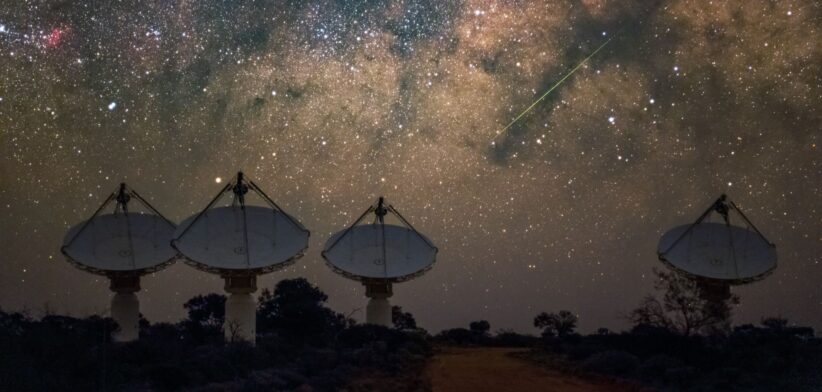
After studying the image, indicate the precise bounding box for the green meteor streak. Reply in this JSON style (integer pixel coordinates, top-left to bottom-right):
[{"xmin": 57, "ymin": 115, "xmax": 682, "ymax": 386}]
[{"xmin": 493, "ymin": 35, "xmax": 616, "ymax": 143}]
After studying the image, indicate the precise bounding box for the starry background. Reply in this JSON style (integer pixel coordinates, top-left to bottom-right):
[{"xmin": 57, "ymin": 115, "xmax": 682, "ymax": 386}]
[{"xmin": 0, "ymin": 0, "xmax": 820, "ymax": 333}]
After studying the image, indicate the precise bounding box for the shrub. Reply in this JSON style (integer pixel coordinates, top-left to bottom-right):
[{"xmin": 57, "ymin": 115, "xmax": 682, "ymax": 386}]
[
  {"xmin": 469, "ymin": 320, "xmax": 491, "ymax": 336},
  {"xmin": 257, "ymin": 278, "xmax": 347, "ymax": 345},
  {"xmin": 580, "ymin": 350, "xmax": 640, "ymax": 377},
  {"xmin": 664, "ymin": 365, "xmax": 697, "ymax": 387},
  {"xmin": 637, "ymin": 354, "xmax": 684, "ymax": 382},
  {"xmin": 534, "ymin": 310, "xmax": 578, "ymax": 338},
  {"xmin": 392, "ymin": 306, "xmax": 418, "ymax": 330},
  {"xmin": 493, "ymin": 329, "xmax": 539, "ymax": 347},
  {"xmin": 433, "ymin": 328, "xmax": 475, "ymax": 345}
]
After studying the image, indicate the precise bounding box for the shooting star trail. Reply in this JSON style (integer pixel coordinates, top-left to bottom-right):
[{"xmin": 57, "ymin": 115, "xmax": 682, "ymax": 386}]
[{"xmin": 492, "ymin": 35, "xmax": 616, "ymax": 144}]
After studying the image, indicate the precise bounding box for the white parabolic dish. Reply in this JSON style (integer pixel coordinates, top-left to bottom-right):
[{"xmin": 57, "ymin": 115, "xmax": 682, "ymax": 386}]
[
  {"xmin": 658, "ymin": 222, "xmax": 777, "ymax": 283},
  {"xmin": 323, "ymin": 224, "xmax": 437, "ymax": 282},
  {"xmin": 173, "ymin": 205, "xmax": 308, "ymax": 273},
  {"xmin": 62, "ymin": 213, "xmax": 177, "ymax": 275}
]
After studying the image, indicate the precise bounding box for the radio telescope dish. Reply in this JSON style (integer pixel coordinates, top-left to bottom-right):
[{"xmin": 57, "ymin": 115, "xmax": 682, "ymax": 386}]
[
  {"xmin": 324, "ymin": 224, "xmax": 436, "ymax": 282},
  {"xmin": 657, "ymin": 194, "xmax": 777, "ymax": 285},
  {"xmin": 173, "ymin": 172, "xmax": 309, "ymax": 275},
  {"xmin": 172, "ymin": 172, "xmax": 309, "ymax": 343},
  {"xmin": 61, "ymin": 183, "xmax": 177, "ymax": 342},
  {"xmin": 63, "ymin": 213, "xmax": 177, "ymax": 275},
  {"xmin": 174, "ymin": 205, "xmax": 308, "ymax": 274},
  {"xmin": 658, "ymin": 222, "xmax": 776, "ymax": 282},
  {"xmin": 62, "ymin": 184, "xmax": 177, "ymax": 276},
  {"xmin": 323, "ymin": 197, "xmax": 437, "ymax": 326}
]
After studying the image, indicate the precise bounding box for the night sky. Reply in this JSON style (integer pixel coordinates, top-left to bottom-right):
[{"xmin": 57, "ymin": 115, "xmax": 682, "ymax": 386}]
[{"xmin": 1, "ymin": 1, "xmax": 820, "ymax": 333}]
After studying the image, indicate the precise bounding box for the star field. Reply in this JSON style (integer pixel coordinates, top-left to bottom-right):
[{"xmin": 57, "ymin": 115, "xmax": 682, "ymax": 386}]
[{"xmin": 0, "ymin": 0, "xmax": 820, "ymax": 333}]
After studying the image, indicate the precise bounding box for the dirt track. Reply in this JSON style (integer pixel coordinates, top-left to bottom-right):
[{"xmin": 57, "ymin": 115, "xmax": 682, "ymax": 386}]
[{"xmin": 426, "ymin": 347, "xmax": 643, "ymax": 392}]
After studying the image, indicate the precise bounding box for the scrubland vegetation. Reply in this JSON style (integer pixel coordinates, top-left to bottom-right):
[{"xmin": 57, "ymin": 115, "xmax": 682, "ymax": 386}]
[{"xmin": 1, "ymin": 272, "xmax": 819, "ymax": 391}]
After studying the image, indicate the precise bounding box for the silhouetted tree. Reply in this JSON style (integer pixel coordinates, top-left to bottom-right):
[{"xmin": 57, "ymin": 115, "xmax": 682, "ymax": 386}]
[
  {"xmin": 257, "ymin": 278, "xmax": 346, "ymax": 342},
  {"xmin": 469, "ymin": 320, "xmax": 491, "ymax": 336},
  {"xmin": 181, "ymin": 293, "xmax": 226, "ymax": 342},
  {"xmin": 761, "ymin": 317, "xmax": 788, "ymax": 330},
  {"xmin": 183, "ymin": 293, "xmax": 226, "ymax": 328},
  {"xmin": 534, "ymin": 310, "xmax": 577, "ymax": 337},
  {"xmin": 630, "ymin": 269, "xmax": 738, "ymax": 336},
  {"xmin": 392, "ymin": 306, "xmax": 417, "ymax": 330}
]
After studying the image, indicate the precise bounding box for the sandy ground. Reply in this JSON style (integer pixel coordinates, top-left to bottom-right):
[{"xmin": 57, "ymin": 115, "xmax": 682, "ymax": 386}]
[{"xmin": 426, "ymin": 347, "xmax": 646, "ymax": 392}]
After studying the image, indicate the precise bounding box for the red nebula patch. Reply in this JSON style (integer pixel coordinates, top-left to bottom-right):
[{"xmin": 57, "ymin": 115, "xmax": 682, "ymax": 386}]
[{"xmin": 44, "ymin": 26, "xmax": 69, "ymax": 48}]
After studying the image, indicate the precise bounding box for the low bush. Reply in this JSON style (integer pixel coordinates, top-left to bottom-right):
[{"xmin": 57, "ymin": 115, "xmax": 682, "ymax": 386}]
[
  {"xmin": 0, "ymin": 279, "xmax": 432, "ymax": 391},
  {"xmin": 580, "ymin": 350, "xmax": 640, "ymax": 377}
]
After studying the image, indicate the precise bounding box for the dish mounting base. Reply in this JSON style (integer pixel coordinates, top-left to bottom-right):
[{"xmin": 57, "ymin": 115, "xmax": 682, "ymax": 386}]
[
  {"xmin": 223, "ymin": 274, "xmax": 257, "ymax": 344},
  {"xmin": 364, "ymin": 280, "xmax": 393, "ymax": 327},
  {"xmin": 109, "ymin": 276, "xmax": 141, "ymax": 342}
]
